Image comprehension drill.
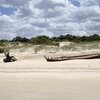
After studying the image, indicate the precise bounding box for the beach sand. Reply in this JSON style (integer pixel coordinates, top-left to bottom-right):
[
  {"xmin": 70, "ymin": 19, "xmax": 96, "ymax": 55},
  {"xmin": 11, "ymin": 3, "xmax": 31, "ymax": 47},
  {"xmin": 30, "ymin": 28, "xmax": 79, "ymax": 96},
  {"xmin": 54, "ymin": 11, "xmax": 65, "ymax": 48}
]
[{"xmin": 0, "ymin": 53, "xmax": 100, "ymax": 100}]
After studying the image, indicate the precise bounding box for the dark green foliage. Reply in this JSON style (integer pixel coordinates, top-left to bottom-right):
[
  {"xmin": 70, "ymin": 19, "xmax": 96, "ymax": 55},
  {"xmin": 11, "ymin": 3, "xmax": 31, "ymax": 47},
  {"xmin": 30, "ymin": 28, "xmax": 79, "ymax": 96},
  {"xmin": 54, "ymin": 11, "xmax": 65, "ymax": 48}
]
[
  {"xmin": 30, "ymin": 36, "xmax": 52, "ymax": 45},
  {"xmin": 51, "ymin": 34, "xmax": 100, "ymax": 43},
  {"xmin": 0, "ymin": 40, "xmax": 7, "ymax": 46},
  {"xmin": 30, "ymin": 34, "xmax": 100, "ymax": 45},
  {"xmin": 0, "ymin": 41, "xmax": 4, "ymax": 46},
  {"xmin": 11, "ymin": 36, "xmax": 29, "ymax": 42},
  {"xmin": 0, "ymin": 34, "xmax": 100, "ymax": 45}
]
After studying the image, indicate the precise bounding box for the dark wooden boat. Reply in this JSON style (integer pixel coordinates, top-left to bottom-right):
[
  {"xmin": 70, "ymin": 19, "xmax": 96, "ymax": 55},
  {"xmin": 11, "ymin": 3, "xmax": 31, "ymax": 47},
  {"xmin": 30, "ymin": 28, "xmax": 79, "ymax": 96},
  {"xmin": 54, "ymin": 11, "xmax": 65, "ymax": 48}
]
[
  {"xmin": 44, "ymin": 53, "xmax": 100, "ymax": 62},
  {"xmin": 44, "ymin": 56, "xmax": 69, "ymax": 62}
]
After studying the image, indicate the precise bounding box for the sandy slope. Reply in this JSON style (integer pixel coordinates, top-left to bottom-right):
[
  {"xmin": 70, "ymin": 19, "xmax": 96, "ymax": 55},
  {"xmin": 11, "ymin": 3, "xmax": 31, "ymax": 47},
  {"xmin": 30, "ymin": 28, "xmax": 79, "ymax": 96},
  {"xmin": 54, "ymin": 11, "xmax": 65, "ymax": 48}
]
[{"xmin": 0, "ymin": 52, "xmax": 100, "ymax": 100}]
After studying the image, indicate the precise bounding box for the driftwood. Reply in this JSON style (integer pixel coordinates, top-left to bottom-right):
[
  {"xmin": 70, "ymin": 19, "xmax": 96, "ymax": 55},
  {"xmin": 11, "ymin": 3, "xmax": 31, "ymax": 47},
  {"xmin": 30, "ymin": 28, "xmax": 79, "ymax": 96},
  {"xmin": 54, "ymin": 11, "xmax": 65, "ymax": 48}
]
[
  {"xmin": 3, "ymin": 52, "xmax": 17, "ymax": 63},
  {"xmin": 44, "ymin": 53, "xmax": 100, "ymax": 62}
]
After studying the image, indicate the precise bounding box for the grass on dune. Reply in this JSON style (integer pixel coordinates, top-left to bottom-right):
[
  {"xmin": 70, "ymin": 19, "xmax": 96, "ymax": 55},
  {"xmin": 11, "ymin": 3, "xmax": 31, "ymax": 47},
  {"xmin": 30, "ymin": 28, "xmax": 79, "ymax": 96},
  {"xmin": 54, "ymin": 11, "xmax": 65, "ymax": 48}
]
[{"xmin": 1, "ymin": 41, "xmax": 100, "ymax": 54}]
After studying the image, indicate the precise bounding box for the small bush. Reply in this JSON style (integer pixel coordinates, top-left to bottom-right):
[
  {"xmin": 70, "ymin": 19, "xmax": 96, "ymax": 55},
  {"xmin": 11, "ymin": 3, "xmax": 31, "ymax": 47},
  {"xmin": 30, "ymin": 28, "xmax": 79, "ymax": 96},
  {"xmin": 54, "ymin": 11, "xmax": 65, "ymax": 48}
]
[{"xmin": 0, "ymin": 48, "xmax": 4, "ymax": 53}]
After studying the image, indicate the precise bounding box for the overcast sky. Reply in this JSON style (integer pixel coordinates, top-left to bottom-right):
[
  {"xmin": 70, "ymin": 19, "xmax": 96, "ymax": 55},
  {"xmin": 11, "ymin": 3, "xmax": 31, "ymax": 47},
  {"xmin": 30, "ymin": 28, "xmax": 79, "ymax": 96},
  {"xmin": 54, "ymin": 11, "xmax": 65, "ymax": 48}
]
[{"xmin": 0, "ymin": 0, "xmax": 100, "ymax": 39}]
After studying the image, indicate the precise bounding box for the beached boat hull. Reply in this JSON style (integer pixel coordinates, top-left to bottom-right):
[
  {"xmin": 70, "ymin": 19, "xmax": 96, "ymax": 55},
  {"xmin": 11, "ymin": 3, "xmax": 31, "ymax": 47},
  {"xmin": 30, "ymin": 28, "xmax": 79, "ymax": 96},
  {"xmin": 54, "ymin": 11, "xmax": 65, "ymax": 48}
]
[
  {"xmin": 44, "ymin": 56, "xmax": 69, "ymax": 62},
  {"xmin": 44, "ymin": 53, "xmax": 100, "ymax": 62}
]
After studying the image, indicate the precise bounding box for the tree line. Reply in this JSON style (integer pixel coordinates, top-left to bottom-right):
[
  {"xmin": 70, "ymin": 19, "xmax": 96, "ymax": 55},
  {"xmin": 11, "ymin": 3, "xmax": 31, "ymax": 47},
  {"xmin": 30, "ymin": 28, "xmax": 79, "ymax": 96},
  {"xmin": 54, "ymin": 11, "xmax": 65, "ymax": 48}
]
[{"xmin": 0, "ymin": 34, "xmax": 100, "ymax": 46}]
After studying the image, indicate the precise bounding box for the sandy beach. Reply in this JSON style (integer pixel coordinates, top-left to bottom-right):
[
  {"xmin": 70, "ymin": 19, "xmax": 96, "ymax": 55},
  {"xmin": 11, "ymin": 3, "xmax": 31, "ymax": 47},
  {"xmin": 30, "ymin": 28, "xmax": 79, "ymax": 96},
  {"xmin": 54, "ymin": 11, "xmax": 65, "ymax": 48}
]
[
  {"xmin": 0, "ymin": 0, "xmax": 100, "ymax": 99},
  {"xmin": 0, "ymin": 53, "xmax": 100, "ymax": 100}
]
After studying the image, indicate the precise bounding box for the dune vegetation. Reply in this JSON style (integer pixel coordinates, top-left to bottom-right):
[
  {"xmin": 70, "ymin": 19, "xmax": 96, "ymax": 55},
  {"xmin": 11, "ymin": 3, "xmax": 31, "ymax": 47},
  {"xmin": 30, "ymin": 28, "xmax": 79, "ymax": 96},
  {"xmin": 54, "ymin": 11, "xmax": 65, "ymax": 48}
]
[{"xmin": 0, "ymin": 34, "xmax": 100, "ymax": 54}]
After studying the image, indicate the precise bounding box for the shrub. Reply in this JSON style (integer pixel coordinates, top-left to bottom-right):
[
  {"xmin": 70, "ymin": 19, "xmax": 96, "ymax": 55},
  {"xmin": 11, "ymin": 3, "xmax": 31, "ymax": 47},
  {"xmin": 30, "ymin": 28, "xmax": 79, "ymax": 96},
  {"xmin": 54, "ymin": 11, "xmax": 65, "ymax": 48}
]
[{"xmin": 0, "ymin": 48, "xmax": 4, "ymax": 53}]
